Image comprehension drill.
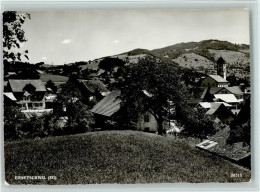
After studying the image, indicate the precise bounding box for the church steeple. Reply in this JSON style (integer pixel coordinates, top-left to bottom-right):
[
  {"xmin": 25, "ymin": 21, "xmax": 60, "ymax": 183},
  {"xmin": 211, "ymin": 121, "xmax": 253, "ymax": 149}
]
[{"xmin": 217, "ymin": 57, "xmax": 227, "ymax": 80}]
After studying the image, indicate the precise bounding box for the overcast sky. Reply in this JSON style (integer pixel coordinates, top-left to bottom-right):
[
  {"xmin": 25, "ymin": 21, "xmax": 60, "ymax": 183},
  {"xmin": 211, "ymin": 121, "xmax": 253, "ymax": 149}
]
[{"xmin": 20, "ymin": 9, "xmax": 249, "ymax": 65}]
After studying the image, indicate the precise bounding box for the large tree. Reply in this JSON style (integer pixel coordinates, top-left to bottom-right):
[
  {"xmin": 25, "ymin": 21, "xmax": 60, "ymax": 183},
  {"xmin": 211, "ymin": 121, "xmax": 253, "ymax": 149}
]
[
  {"xmin": 3, "ymin": 11, "xmax": 30, "ymax": 61},
  {"xmin": 120, "ymin": 56, "xmax": 188, "ymax": 135}
]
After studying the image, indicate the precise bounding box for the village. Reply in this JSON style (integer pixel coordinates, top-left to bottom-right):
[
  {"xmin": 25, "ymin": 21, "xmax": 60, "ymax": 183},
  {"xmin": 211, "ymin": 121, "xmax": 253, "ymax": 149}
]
[
  {"xmin": 3, "ymin": 11, "xmax": 252, "ymax": 184},
  {"xmin": 4, "ymin": 54, "xmax": 251, "ymax": 169}
]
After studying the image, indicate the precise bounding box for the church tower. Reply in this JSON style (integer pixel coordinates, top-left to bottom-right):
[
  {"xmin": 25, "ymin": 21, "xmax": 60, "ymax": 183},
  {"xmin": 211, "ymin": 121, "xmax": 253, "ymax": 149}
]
[{"xmin": 217, "ymin": 57, "xmax": 227, "ymax": 80}]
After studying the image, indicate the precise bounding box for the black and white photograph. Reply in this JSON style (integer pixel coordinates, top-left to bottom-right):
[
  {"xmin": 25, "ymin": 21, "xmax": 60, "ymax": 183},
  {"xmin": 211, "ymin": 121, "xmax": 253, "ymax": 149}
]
[{"xmin": 3, "ymin": 9, "xmax": 251, "ymax": 184}]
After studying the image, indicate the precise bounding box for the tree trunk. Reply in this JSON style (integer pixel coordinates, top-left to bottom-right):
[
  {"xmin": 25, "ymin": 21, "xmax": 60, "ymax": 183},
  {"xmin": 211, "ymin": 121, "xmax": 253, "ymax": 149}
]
[
  {"xmin": 158, "ymin": 122, "xmax": 163, "ymax": 135},
  {"xmin": 158, "ymin": 117, "xmax": 163, "ymax": 135}
]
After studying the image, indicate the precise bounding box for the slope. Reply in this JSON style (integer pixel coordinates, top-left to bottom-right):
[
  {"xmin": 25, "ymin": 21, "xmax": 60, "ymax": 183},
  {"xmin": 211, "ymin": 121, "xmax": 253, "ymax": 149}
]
[{"xmin": 5, "ymin": 130, "xmax": 250, "ymax": 184}]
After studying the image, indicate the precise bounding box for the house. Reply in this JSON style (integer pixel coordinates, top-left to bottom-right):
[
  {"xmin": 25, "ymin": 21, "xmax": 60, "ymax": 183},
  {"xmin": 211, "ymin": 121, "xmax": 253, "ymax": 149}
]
[
  {"xmin": 90, "ymin": 90, "xmax": 168, "ymax": 132},
  {"xmin": 213, "ymin": 94, "xmax": 239, "ymax": 109},
  {"xmin": 201, "ymin": 75, "xmax": 229, "ymax": 87},
  {"xmin": 196, "ymin": 127, "xmax": 250, "ymax": 168},
  {"xmin": 196, "ymin": 97, "xmax": 251, "ymax": 167},
  {"xmin": 90, "ymin": 90, "xmax": 121, "ymax": 129},
  {"xmin": 6, "ymin": 79, "xmax": 47, "ymax": 111},
  {"xmin": 196, "ymin": 102, "xmax": 234, "ymax": 124},
  {"xmin": 196, "ymin": 102, "xmax": 232, "ymax": 109},
  {"xmin": 78, "ymin": 79, "xmax": 110, "ymax": 102},
  {"xmin": 45, "ymin": 93, "xmax": 57, "ymax": 109},
  {"xmin": 205, "ymin": 103, "xmax": 235, "ymax": 124},
  {"xmin": 137, "ymin": 111, "xmax": 159, "ymax": 132},
  {"xmin": 214, "ymin": 86, "xmax": 243, "ymax": 101}
]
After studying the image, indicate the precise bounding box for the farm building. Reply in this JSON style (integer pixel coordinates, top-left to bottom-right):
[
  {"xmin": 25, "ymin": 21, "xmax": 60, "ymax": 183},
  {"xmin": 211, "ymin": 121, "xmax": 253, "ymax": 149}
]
[
  {"xmin": 90, "ymin": 90, "xmax": 121, "ymax": 129},
  {"xmin": 78, "ymin": 79, "xmax": 110, "ymax": 98},
  {"xmin": 196, "ymin": 102, "xmax": 235, "ymax": 124},
  {"xmin": 201, "ymin": 86, "xmax": 244, "ymax": 102},
  {"xmin": 201, "ymin": 75, "xmax": 229, "ymax": 88},
  {"xmin": 6, "ymin": 79, "xmax": 47, "ymax": 111},
  {"xmin": 90, "ymin": 90, "xmax": 169, "ymax": 132},
  {"xmin": 196, "ymin": 127, "xmax": 250, "ymax": 168}
]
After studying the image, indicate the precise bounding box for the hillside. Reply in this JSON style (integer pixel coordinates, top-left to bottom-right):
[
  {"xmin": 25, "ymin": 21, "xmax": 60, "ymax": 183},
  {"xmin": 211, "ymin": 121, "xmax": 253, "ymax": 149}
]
[
  {"xmin": 78, "ymin": 39, "xmax": 249, "ymax": 79},
  {"xmin": 5, "ymin": 131, "xmax": 250, "ymax": 184}
]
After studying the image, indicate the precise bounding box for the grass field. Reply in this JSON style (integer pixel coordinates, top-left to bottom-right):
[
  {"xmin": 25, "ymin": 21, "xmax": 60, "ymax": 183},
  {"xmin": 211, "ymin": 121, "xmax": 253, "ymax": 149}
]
[
  {"xmin": 39, "ymin": 74, "xmax": 69, "ymax": 83},
  {"xmin": 4, "ymin": 130, "xmax": 250, "ymax": 184}
]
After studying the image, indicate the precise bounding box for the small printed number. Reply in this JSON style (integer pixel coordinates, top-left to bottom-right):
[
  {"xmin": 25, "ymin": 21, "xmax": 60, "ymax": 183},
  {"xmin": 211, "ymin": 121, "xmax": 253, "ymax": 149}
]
[{"xmin": 230, "ymin": 173, "xmax": 242, "ymax": 178}]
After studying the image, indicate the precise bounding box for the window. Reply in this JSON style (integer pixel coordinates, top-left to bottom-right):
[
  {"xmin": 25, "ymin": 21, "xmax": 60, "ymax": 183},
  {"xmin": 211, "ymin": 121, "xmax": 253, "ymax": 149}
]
[{"xmin": 144, "ymin": 115, "xmax": 150, "ymax": 122}]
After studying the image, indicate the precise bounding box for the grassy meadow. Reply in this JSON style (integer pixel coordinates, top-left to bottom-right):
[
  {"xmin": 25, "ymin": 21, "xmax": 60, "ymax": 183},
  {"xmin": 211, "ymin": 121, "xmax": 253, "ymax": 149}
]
[{"xmin": 4, "ymin": 131, "xmax": 250, "ymax": 184}]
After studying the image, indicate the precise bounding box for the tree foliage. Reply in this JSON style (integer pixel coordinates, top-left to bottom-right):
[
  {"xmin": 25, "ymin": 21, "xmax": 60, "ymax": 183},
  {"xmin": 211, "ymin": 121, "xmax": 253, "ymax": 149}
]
[
  {"xmin": 51, "ymin": 78, "xmax": 94, "ymax": 135},
  {"xmin": 99, "ymin": 57, "xmax": 125, "ymax": 72},
  {"xmin": 3, "ymin": 11, "xmax": 30, "ymax": 61},
  {"xmin": 120, "ymin": 56, "xmax": 187, "ymax": 135},
  {"xmin": 4, "ymin": 106, "xmax": 25, "ymax": 140},
  {"xmin": 175, "ymin": 103, "xmax": 217, "ymax": 141},
  {"xmin": 227, "ymin": 98, "xmax": 251, "ymax": 146},
  {"xmin": 46, "ymin": 80, "xmax": 57, "ymax": 93}
]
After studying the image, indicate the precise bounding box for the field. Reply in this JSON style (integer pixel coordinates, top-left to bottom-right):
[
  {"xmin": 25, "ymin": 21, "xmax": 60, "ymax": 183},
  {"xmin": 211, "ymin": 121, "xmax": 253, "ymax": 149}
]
[
  {"xmin": 40, "ymin": 74, "xmax": 69, "ymax": 82},
  {"xmin": 5, "ymin": 131, "xmax": 250, "ymax": 184}
]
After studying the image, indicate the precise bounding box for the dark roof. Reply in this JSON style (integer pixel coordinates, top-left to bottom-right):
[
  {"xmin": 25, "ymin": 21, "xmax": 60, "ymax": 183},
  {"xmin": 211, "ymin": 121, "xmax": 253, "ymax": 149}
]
[
  {"xmin": 224, "ymin": 86, "xmax": 243, "ymax": 95},
  {"xmin": 205, "ymin": 103, "xmax": 223, "ymax": 115},
  {"xmin": 200, "ymin": 88, "xmax": 208, "ymax": 99},
  {"xmin": 90, "ymin": 90, "xmax": 121, "ymax": 117},
  {"xmin": 209, "ymin": 87, "xmax": 223, "ymax": 95},
  {"xmin": 8, "ymin": 79, "xmax": 46, "ymax": 92},
  {"xmin": 196, "ymin": 127, "xmax": 251, "ymax": 161},
  {"xmin": 187, "ymin": 98, "xmax": 202, "ymax": 105},
  {"xmin": 79, "ymin": 80, "xmax": 109, "ymax": 93},
  {"xmin": 208, "ymin": 75, "xmax": 228, "ymax": 83}
]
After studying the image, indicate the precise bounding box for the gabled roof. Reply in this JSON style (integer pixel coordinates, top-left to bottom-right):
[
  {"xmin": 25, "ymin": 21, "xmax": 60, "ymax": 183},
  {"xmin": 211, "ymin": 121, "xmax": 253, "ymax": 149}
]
[
  {"xmin": 8, "ymin": 79, "xmax": 46, "ymax": 92},
  {"xmin": 79, "ymin": 80, "xmax": 109, "ymax": 93},
  {"xmin": 200, "ymin": 88, "xmax": 208, "ymax": 99},
  {"xmin": 196, "ymin": 127, "xmax": 251, "ymax": 161},
  {"xmin": 197, "ymin": 102, "xmax": 231, "ymax": 109},
  {"xmin": 4, "ymin": 92, "xmax": 17, "ymax": 101},
  {"xmin": 208, "ymin": 75, "xmax": 228, "ymax": 83},
  {"xmin": 214, "ymin": 94, "xmax": 238, "ymax": 103},
  {"xmin": 90, "ymin": 90, "xmax": 121, "ymax": 117},
  {"xmin": 209, "ymin": 87, "xmax": 223, "ymax": 95},
  {"xmin": 224, "ymin": 86, "xmax": 243, "ymax": 95},
  {"xmin": 205, "ymin": 103, "xmax": 223, "ymax": 115}
]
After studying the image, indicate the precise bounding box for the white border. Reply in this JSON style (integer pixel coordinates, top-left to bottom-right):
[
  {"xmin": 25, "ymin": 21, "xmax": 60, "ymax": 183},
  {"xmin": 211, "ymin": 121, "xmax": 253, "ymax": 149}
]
[{"xmin": 0, "ymin": 0, "xmax": 259, "ymax": 191}]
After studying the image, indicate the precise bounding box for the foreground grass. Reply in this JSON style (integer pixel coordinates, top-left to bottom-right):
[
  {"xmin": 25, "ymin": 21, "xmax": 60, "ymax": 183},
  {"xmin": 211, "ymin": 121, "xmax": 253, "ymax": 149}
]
[{"xmin": 5, "ymin": 130, "xmax": 250, "ymax": 184}]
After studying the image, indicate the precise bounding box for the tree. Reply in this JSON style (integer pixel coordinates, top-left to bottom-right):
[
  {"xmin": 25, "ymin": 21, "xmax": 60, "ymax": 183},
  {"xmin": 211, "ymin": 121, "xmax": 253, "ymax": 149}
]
[
  {"xmin": 227, "ymin": 98, "xmax": 251, "ymax": 146},
  {"xmin": 120, "ymin": 56, "xmax": 188, "ymax": 135},
  {"xmin": 4, "ymin": 106, "xmax": 25, "ymax": 140},
  {"xmin": 52, "ymin": 78, "xmax": 94, "ymax": 135},
  {"xmin": 3, "ymin": 11, "xmax": 30, "ymax": 61},
  {"xmin": 46, "ymin": 80, "xmax": 57, "ymax": 93},
  {"xmin": 98, "ymin": 57, "xmax": 125, "ymax": 74},
  {"xmin": 175, "ymin": 103, "xmax": 216, "ymax": 141}
]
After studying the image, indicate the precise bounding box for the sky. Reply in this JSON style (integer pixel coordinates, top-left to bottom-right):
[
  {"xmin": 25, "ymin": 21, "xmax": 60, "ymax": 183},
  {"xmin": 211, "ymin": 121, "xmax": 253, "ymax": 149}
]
[{"xmin": 19, "ymin": 9, "xmax": 250, "ymax": 65}]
